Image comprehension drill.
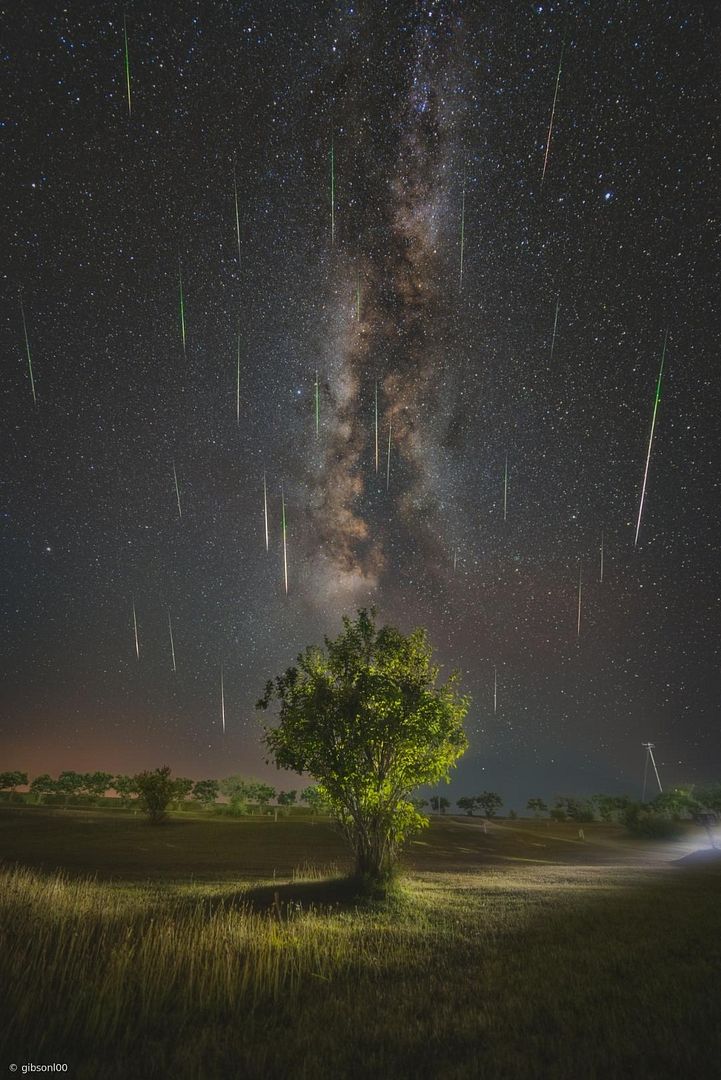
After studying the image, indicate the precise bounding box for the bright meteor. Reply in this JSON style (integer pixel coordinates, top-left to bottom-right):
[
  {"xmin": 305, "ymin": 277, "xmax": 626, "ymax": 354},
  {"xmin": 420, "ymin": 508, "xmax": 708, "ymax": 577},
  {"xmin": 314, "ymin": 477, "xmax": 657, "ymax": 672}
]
[
  {"xmin": 122, "ymin": 16, "xmax": 131, "ymax": 118},
  {"xmin": 263, "ymin": 472, "xmax": 269, "ymax": 552},
  {"xmin": 172, "ymin": 459, "xmax": 182, "ymax": 519},
  {"xmin": 178, "ymin": 258, "xmax": 186, "ymax": 356},
  {"xmin": 19, "ymin": 294, "xmax": 37, "ymax": 406},
  {"xmin": 541, "ymin": 40, "xmax": 565, "ymax": 186},
  {"xmin": 459, "ymin": 167, "xmax": 466, "ymax": 291},
  {"xmin": 168, "ymin": 609, "xmax": 176, "ymax": 672},
  {"xmin": 132, "ymin": 600, "xmax": 140, "ymax": 660},
  {"xmin": 281, "ymin": 485, "xmax": 288, "ymax": 595},
  {"xmin": 634, "ymin": 331, "xmax": 668, "ymax": 547}
]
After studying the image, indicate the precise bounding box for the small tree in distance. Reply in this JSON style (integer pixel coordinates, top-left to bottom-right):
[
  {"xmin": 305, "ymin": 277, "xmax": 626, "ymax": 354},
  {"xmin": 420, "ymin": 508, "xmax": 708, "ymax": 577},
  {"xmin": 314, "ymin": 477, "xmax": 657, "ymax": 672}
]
[
  {"xmin": 300, "ymin": 785, "xmax": 329, "ymax": 814},
  {"xmin": 430, "ymin": 796, "xmax": 451, "ymax": 814},
  {"xmin": 257, "ymin": 609, "xmax": 469, "ymax": 887},
  {"xmin": 277, "ymin": 790, "xmax": 297, "ymax": 806},
  {"xmin": 527, "ymin": 797, "xmax": 548, "ymax": 818},
  {"xmin": 172, "ymin": 777, "xmax": 194, "ymax": 810},
  {"xmin": 192, "ymin": 779, "xmax": 219, "ymax": 807},
  {"xmin": 114, "ymin": 775, "xmax": 138, "ymax": 808},
  {"xmin": 475, "ymin": 791, "xmax": 503, "ymax": 819},
  {"xmin": 135, "ymin": 766, "xmax": 176, "ymax": 824},
  {"xmin": 457, "ymin": 796, "xmax": 476, "ymax": 816},
  {"xmin": 30, "ymin": 774, "xmax": 57, "ymax": 804}
]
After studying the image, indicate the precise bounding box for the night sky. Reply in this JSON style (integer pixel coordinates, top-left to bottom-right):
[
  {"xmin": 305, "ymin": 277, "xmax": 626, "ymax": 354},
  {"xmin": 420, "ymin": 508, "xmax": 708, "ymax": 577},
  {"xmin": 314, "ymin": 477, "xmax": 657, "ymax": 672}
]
[{"xmin": 2, "ymin": 1, "xmax": 718, "ymax": 807}]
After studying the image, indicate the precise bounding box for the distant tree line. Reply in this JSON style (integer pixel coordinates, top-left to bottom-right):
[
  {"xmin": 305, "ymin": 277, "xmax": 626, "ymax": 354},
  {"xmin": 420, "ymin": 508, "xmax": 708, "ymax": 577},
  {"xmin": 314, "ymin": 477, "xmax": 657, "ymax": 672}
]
[{"xmin": 0, "ymin": 769, "xmax": 329, "ymax": 823}]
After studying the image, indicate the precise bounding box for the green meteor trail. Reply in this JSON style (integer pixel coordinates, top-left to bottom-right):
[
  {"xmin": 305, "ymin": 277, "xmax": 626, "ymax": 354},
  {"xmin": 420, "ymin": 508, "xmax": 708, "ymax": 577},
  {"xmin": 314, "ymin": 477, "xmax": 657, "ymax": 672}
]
[
  {"xmin": 132, "ymin": 600, "xmax": 140, "ymax": 660},
  {"xmin": 281, "ymin": 485, "xmax": 288, "ymax": 595},
  {"xmin": 236, "ymin": 332, "xmax": 241, "ymax": 427},
  {"xmin": 541, "ymin": 40, "xmax": 565, "ymax": 186},
  {"xmin": 634, "ymin": 331, "xmax": 668, "ymax": 547},
  {"xmin": 330, "ymin": 138, "xmax": 335, "ymax": 245},
  {"xmin": 178, "ymin": 259, "xmax": 186, "ymax": 356},
  {"xmin": 19, "ymin": 294, "xmax": 37, "ymax": 406},
  {"xmin": 233, "ymin": 170, "xmax": 241, "ymax": 267},
  {"xmin": 123, "ymin": 16, "xmax": 131, "ymax": 118},
  {"xmin": 386, "ymin": 420, "xmax": 392, "ymax": 491},
  {"xmin": 168, "ymin": 609, "xmax": 176, "ymax": 672},
  {"xmin": 550, "ymin": 294, "xmax": 560, "ymax": 360},
  {"xmin": 503, "ymin": 453, "xmax": 508, "ymax": 521},
  {"xmin": 263, "ymin": 471, "xmax": 269, "ymax": 551},
  {"xmin": 599, "ymin": 531, "xmax": 604, "ymax": 582},
  {"xmin": 315, "ymin": 370, "xmax": 320, "ymax": 436},
  {"xmin": 459, "ymin": 167, "xmax": 466, "ymax": 291},
  {"xmin": 374, "ymin": 380, "xmax": 379, "ymax": 473},
  {"xmin": 172, "ymin": 459, "xmax": 182, "ymax": 519},
  {"xmin": 220, "ymin": 664, "xmax": 225, "ymax": 735}
]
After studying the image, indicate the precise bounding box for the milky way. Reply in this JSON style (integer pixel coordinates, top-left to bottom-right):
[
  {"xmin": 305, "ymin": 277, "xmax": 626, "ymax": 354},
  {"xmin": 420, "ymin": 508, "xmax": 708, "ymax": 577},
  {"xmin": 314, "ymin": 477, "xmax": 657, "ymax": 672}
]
[{"xmin": 1, "ymin": 2, "xmax": 718, "ymax": 807}]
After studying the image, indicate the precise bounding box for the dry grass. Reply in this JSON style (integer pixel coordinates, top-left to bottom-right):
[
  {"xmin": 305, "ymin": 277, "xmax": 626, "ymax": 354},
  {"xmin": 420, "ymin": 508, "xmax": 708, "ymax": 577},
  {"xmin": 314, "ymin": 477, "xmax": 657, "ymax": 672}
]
[{"xmin": 1, "ymin": 809, "xmax": 720, "ymax": 1079}]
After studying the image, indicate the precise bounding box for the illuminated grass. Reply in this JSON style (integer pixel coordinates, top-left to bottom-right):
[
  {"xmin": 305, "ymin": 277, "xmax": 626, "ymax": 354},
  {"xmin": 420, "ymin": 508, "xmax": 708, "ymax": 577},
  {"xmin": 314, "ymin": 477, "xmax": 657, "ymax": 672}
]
[{"xmin": 1, "ymin": 811, "xmax": 720, "ymax": 1078}]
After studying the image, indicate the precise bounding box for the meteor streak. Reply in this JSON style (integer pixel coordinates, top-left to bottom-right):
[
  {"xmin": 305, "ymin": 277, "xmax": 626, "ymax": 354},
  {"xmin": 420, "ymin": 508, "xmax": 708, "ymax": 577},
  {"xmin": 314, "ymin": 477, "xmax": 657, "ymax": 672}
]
[
  {"xmin": 236, "ymin": 332, "xmax": 241, "ymax": 427},
  {"xmin": 263, "ymin": 471, "xmax": 269, "ymax": 551},
  {"xmin": 550, "ymin": 294, "xmax": 560, "ymax": 361},
  {"xmin": 132, "ymin": 600, "xmax": 140, "ymax": 660},
  {"xmin": 576, "ymin": 563, "xmax": 582, "ymax": 638},
  {"xmin": 330, "ymin": 139, "xmax": 335, "ymax": 245},
  {"xmin": 356, "ymin": 271, "xmax": 361, "ymax": 321},
  {"xmin": 233, "ymin": 170, "xmax": 241, "ymax": 267},
  {"xmin": 168, "ymin": 610, "xmax": 176, "ymax": 672},
  {"xmin": 599, "ymin": 531, "xmax": 604, "ymax": 583},
  {"xmin": 315, "ymin": 370, "xmax": 320, "ymax": 437},
  {"xmin": 281, "ymin": 485, "xmax": 288, "ymax": 595},
  {"xmin": 634, "ymin": 331, "xmax": 668, "ymax": 547},
  {"xmin": 123, "ymin": 16, "xmax": 131, "ymax": 118},
  {"xmin": 459, "ymin": 167, "xmax": 466, "ymax": 291},
  {"xmin": 503, "ymin": 454, "xmax": 508, "ymax": 521},
  {"xmin": 374, "ymin": 381, "xmax": 379, "ymax": 473},
  {"xmin": 172, "ymin": 459, "xmax": 182, "ymax": 519},
  {"xmin": 386, "ymin": 420, "xmax": 392, "ymax": 491},
  {"xmin": 541, "ymin": 40, "xmax": 565, "ymax": 186},
  {"xmin": 493, "ymin": 665, "xmax": 497, "ymax": 714},
  {"xmin": 178, "ymin": 258, "xmax": 186, "ymax": 356},
  {"xmin": 220, "ymin": 664, "xmax": 225, "ymax": 734},
  {"xmin": 19, "ymin": 294, "xmax": 36, "ymax": 406}
]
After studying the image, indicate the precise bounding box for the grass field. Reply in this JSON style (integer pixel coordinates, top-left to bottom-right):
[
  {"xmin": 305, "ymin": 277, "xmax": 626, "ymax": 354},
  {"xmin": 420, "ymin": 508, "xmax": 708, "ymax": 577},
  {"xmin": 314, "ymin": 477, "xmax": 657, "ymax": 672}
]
[{"xmin": 1, "ymin": 807, "xmax": 720, "ymax": 1079}]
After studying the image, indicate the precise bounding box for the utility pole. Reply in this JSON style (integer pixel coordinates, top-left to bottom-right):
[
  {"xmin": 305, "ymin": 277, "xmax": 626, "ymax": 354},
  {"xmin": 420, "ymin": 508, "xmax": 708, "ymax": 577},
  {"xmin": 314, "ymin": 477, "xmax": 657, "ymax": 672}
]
[{"xmin": 641, "ymin": 742, "xmax": 663, "ymax": 801}]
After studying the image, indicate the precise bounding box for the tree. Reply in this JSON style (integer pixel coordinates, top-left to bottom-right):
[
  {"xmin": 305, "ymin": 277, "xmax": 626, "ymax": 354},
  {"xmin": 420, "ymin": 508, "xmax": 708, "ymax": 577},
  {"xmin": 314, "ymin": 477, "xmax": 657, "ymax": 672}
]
[
  {"xmin": 134, "ymin": 766, "xmax": 176, "ymax": 824},
  {"xmin": 429, "ymin": 796, "xmax": 451, "ymax": 814},
  {"xmin": 554, "ymin": 796, "xmax": 595, "ymax": 823},
  {"xmin": 257, "ymin": 609, "xmax": 469, "ymax": 884},
  {"xmin": 56, "ymin": 771, "xmax": 85, "ymax": 807},
  {"xmin": 300, "ymin": 785, "xmax": 329, "ymax": 814},
  {"xmin": 245, "ymin": 780, "xmax": 276, "ymax": 811},
  {"xmin": 220, "ymin": 775, "xmax": 251, "ymax": 814},
  {"xmin": 593, "ymin": 794, "xmax": 632, "ymax": 823},
  {"xmin": 526, "ymin": 797, "xmax": 548, "ymax": 818},
  {"xmin": 475, "ymin": 791, "xmax": 503, "ymax": 819},
  {"xmin": 172, "ymin": 777, "xmax": 194, "ymax": 809},
  {"xmin": 650, "ymin": 787, "xmax": 699, "ymax": 821},
  {"xmin": 29, "ymin": 774, "xmax": 57, "ymax": 804},
  {"xmin": 409, "ymin": 797, "xmax": 429, "ymax": 812},
  {"xmin": 82, "ymin": 771, "xmax": 114, "ymax": 802},
  {"xmin": 277, "ymin": 790, "xmax": 297, "ymax": 806},
  {"xmin": 696, "ymin": 783, "xmax": 721, "ymax": 814},
  {"xmin": 457, "ymin": 796, "xmax": 476, "ymax": 816},
  {"xmin": 113, "ymin": 775, "xmax": 139, "ymax": 808},
  {"xmin": 0, "ymin": 771, "xmax": 28, "ymax": 794},
  {"xmin": 192, "ymin": 779, "xmax": 219, "ymax": 807}
]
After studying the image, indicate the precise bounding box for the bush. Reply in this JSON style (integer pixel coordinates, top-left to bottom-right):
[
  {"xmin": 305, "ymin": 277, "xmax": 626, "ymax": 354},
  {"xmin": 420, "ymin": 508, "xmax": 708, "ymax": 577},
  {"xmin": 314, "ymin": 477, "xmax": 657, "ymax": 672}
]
[{"xmin": 623, "ymin": 802, "xmax": 682, "ymax": 840}]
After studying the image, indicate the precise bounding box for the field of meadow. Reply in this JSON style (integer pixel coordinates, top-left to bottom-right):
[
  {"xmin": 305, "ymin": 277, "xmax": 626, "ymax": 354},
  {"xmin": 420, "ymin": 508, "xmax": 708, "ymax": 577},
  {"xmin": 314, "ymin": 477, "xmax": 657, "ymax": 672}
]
[{"xmin": 1, "ymin": 807, "xmax": 720, "ymax": 1079}]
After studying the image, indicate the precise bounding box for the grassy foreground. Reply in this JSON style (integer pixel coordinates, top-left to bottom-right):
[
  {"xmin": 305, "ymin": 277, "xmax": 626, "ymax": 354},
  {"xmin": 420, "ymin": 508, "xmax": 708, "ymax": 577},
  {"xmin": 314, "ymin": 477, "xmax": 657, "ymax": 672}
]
[{"xmin": 1, "ymin": 809, "xmax": 720, "ymax": 1079}]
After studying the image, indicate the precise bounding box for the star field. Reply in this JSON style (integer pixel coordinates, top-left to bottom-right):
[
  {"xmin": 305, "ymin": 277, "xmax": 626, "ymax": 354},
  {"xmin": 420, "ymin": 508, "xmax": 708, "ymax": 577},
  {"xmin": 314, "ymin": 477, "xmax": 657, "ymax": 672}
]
[{"xmin": 1, "ymin": 1, "xmax": 718, "ymax": 806}]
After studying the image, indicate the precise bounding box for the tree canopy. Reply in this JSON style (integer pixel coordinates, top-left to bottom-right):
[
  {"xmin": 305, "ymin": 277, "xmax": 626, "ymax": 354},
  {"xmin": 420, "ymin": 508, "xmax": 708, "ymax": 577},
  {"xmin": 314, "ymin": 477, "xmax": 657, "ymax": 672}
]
[{"xmin": 257, "ymin": 608, "xmax": 469, "ymax": 882}]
